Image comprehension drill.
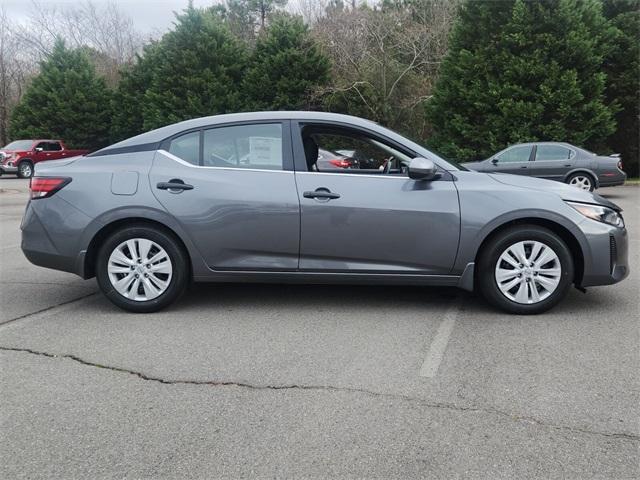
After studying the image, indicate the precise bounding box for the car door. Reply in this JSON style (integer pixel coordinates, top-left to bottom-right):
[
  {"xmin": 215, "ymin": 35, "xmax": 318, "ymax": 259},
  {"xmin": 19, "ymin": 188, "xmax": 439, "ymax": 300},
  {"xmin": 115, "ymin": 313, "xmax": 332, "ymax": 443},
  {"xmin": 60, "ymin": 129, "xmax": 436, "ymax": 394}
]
[
  {"xmin": 32, "ymin": 142, "xmax": 49, "ymax": 163},
  {"xmin": 292, "ymin": 122, "xmax": 460, "ymax": 274},
  {"xmin": 530, "ymin": 144, "xmax": 575, "ymax": 180},
  {"xmin": 150, "ymin": 121, "xmax": 300, "ymax": 271},
  {"xmin": 46, "ymin": 141, "xmax": 65, "ymax": 160},
  {"xmin": 487, "ymin": 145, "xmax": 533, "ymax": 176}
]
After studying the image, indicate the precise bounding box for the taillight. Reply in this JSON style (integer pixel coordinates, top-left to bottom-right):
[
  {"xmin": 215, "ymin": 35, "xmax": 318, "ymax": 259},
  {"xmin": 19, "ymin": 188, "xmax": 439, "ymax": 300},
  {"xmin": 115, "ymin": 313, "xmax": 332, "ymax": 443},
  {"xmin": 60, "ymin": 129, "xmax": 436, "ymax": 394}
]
[
  {"xmin": 30, "ymin": 177, "xmax": 71, "ymax": 199},
  {"xmin": 329, "ymin": 159, "xmax": 352, "ymax": 168}
]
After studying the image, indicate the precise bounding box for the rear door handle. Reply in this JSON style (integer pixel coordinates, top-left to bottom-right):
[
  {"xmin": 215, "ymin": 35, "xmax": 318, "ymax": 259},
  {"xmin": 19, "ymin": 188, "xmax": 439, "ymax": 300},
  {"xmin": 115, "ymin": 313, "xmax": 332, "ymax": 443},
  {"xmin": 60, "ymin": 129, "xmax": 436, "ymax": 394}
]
[
  {"xmin": 303, "ymin": 188, "xmax": 340, "ymax": 200},
  {"xmin": 157, "ymin": 179, "xmax": 194, "ymax": 192}
]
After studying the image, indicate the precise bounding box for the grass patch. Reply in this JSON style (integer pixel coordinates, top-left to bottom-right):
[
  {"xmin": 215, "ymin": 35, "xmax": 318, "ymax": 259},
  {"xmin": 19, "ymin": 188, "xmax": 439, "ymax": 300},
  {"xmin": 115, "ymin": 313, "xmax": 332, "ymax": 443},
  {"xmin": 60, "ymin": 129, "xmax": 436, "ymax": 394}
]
[{"xmin": 625, "ymin": 178, "xmax": 640, "ymax": 185}]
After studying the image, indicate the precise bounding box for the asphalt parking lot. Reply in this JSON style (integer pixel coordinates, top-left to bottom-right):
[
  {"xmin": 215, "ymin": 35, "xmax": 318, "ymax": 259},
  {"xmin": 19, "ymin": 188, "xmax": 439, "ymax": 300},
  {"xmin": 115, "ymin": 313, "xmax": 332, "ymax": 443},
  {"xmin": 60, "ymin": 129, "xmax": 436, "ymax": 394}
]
[{"xmin": 1, "ymin": 176, "xmax": 638, "ymax": 479}]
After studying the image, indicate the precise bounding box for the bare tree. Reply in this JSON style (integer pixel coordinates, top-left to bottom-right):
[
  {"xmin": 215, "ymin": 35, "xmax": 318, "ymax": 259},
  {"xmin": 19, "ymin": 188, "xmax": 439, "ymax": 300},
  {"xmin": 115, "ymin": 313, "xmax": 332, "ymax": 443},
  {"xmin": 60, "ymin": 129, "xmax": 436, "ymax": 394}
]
[
  {"xmin": 15, "ymin": 0, "xmax": 143, "ymax": 86},
  {"xmin": 313, "ymin": 1, "xmax": 458, "ymax": 137},
  {"xmin": 0, "ymin": 7, "xmax": 32, "ymax": 145}
]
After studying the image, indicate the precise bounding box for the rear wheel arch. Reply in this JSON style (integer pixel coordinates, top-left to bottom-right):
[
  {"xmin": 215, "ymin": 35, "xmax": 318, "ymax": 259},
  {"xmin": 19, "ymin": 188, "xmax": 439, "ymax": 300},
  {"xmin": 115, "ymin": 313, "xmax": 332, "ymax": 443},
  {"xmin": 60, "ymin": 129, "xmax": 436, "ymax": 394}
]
[
  {"xmin": 474, "ymin": 218, "xmax": 585, "ymax": 286},
  {"xmin": 84, "ymin": 218, "xmax": 192, "ymax": 280}
]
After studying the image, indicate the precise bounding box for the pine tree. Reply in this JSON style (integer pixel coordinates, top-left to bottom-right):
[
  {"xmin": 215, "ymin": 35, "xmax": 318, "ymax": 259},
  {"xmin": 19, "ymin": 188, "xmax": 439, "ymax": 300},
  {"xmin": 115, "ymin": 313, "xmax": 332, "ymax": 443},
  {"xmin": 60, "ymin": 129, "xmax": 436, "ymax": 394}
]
[
  {"xmin": 110, "ymin": 43, "xmax": 160, "ymax": 143},
  {"xmin": 426, "ymin": 0, "xmax": 618, "ymax": 161},
  {"xmin": 9, "ymin": 39, "xmax": 112, "ymax": 149},
  {"xmin": 242, "ymin": 14, "xmax": 330, "ymax": 111},
  {"xmin": 141, "ymin": 6, "xmax": 249, "ymax": 131},
  {"xmin": 603, "ymin": 0, "xmax": 639, "ymax": 177}
]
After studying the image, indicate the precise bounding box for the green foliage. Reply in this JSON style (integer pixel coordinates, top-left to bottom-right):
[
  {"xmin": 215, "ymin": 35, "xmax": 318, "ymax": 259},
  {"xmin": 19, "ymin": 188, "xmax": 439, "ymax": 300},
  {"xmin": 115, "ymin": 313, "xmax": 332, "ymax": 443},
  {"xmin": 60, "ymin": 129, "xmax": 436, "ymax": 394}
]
[
  {"xmin": 426, "ymin": 0, "xmax": 618, "ymax": 161},
  {"xmin": 242, "ymin": 14, "xmax": 330, "ymax": 111},
  {"xmin": 110, "ymin": 43, "xmax": 160, "ymax": 143},
  {"xmin": 603, "ymin": 0, "xmax": 639, "ymax": 177},
  {"xmin": 141, "ymin": 6, "xmax": 249, "ymax": 131},
  {"xmin": 9, "ymin": 39, "xmax": 112, "ymax": 149}
]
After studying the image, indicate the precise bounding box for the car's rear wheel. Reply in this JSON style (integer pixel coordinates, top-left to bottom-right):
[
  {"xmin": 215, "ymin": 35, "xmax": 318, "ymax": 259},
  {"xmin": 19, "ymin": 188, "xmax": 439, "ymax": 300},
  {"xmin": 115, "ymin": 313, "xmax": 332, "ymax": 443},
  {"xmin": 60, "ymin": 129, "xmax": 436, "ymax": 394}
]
[
  {"xmin": 567, "ymin": 172, "xmax": 594, "ymax": 192},
  {"xmin": 17, "ymin": 161, "xmax": 33, "ymax": 179},
  {"xmin": 477, "ymin": 225, "xmax": 574, "ymax": 314},
  {"xmin": 96, "ymin": 225, "xmax": 189, "ymax": 312}
]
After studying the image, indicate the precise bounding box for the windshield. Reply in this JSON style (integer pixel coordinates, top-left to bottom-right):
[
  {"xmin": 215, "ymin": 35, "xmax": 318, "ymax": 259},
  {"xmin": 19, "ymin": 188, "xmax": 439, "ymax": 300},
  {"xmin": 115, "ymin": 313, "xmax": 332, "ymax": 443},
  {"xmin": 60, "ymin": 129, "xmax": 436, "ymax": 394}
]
[{"xmin": 2, "ymin": 140, "xmax": 34, "ymax": 150}]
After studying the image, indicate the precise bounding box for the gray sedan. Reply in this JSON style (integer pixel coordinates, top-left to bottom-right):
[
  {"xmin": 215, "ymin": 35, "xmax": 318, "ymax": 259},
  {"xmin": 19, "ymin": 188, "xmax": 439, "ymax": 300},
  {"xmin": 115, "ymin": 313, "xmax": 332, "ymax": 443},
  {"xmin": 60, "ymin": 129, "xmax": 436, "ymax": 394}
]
[
  {"xmin": 462, "ymin": 142, "xmax": 626, "ymax": 192},
  {"xmin": 21, "ymin": 112, "xmax": 629, "ymax": 314}
]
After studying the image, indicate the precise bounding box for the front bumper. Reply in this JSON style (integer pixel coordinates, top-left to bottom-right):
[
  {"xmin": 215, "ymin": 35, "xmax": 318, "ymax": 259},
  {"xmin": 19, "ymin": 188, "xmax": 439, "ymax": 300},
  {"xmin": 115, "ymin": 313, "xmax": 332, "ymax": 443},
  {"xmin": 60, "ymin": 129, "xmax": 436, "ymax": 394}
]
[
  {"xmin": 0, "ymin": 163, "xmax": 18, "ymax": 174},
  {"xmin": 580, "ymin": 220, "xmax": 629, "ymax": 287}
]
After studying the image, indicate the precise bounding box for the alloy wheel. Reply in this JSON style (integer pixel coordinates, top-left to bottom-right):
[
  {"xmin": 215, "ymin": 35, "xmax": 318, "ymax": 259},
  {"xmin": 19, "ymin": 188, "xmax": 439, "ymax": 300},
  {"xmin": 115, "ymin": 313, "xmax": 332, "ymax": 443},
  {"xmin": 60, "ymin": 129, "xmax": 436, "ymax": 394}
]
[
  {"xmin": 19, "ymin": 163, "xmax": 33, "ymax": 178},
  {"xmin": 107, "ymin": 238, "xmax": 173, "ymax": 301},
  {"xmin": 569, "ymin": 175, "xmax": 592, "ymax": 191},
  {"xmin": 494, "ymin": 240, "xmax": 562, "ymax": 304}
]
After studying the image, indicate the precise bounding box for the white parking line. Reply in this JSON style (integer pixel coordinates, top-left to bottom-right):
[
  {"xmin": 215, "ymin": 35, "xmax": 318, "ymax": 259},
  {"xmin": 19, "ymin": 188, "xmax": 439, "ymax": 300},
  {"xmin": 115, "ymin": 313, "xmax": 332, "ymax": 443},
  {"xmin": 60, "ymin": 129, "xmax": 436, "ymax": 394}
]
[{"xmin": 419, "ymin": 299, "xmax": 460, "ymax": 378}]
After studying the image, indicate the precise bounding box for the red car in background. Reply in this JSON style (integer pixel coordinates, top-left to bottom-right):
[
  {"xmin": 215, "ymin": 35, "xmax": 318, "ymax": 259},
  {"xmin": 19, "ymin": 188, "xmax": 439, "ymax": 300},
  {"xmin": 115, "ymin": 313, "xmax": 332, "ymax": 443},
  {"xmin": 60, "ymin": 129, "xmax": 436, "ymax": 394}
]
[{"xmin": 0, "ymin": 140, "xmax": 90, "ymax": 178}]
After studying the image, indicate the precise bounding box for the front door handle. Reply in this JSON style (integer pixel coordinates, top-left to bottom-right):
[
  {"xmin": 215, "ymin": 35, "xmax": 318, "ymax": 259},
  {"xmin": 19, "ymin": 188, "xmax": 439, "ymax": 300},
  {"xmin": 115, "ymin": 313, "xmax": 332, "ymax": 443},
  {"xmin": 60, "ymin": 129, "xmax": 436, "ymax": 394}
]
[
  {"xmin": 157, "ymin": 179, "xmax": 194, "ymax": 192},
  {"xmin": 303, "ymin": 188, "xmax": 340, "ymax": 200}
]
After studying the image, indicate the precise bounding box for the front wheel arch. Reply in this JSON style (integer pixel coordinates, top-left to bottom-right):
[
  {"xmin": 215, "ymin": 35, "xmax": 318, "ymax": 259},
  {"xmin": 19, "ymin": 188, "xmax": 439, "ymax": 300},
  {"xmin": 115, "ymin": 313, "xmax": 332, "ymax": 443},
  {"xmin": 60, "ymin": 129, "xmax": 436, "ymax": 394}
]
[
  {"xmin": 84, "ymin": 218, "xmax": 192, "ymax": 281},
  {"xmin": 474, "ymin": 218, "xmax": 584, "ymax": 287}
]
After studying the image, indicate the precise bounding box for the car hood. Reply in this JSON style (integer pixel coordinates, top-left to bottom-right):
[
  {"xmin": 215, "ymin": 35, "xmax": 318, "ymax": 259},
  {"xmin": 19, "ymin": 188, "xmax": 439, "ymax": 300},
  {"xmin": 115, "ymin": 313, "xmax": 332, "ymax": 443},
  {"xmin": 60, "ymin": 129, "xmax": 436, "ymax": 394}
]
[{"xmin": 489, "ymin": 173, "xmax": 621, "ymax": 211}]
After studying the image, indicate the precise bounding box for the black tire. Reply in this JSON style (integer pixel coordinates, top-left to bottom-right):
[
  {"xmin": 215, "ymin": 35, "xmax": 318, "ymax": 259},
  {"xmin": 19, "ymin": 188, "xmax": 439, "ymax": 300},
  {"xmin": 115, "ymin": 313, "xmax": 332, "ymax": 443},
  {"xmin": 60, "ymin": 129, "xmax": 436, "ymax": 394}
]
[
  {"xmin": 17, "ymin": 160, "xmax": 34, "ymax": 179},
  {"xmin": 477, "ymin": 225, "xmax": 574, "ymax": 315},
  {"xmin": 96, "ymin": 225, "xmax": 189, "ymax": 313},
  {"xmin": 566, "ymin": 172, "xmax": 595, "ymax": 192}
]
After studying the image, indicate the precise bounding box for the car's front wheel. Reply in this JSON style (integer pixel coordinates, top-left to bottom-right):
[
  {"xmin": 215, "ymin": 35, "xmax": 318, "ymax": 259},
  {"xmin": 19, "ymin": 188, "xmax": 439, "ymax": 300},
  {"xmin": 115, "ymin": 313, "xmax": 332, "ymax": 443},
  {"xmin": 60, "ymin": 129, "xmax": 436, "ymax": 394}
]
[
  {"xmin": 96, "ymin": 225, "xmax": 189, "ymax": 312},
  {"xmin": 477, "ymin": 225, "xmax": 574, "ymax": 314},
  {"xmin": 17, "ymin": 161, "xmax": 34, "ymax": 179}
]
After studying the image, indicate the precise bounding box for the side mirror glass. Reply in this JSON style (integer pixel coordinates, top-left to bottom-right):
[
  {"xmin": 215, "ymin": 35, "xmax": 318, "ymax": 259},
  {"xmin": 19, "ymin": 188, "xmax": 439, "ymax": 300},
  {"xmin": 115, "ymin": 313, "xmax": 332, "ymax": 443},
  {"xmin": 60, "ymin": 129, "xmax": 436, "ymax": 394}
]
[
  {"xmin": 35, "ymin": 147, "xmax": 43, "ymax": 152},
  {"xmin": 408, "ymin": 157, "xmax": 437, "ymax": 180}
]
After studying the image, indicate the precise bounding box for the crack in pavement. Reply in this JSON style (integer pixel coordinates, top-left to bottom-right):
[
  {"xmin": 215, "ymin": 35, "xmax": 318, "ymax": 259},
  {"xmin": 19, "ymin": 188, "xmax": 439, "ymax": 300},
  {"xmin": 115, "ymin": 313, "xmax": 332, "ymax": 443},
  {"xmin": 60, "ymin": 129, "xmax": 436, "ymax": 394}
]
[
  {"xmin": 0, "ymin": 292, "xmax": 99, "ymax": 326},
  {"xmin": 1, "ymin": 345, "xmax": 638, "ymax": 442}
]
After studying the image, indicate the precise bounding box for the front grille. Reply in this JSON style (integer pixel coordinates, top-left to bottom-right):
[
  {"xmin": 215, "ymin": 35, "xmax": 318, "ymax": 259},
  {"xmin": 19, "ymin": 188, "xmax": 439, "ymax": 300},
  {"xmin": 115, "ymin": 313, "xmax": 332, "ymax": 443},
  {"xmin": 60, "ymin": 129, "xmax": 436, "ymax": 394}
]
[{"xmin": 609, "ymin": 235, "xmax": 617, "ymax": 274}]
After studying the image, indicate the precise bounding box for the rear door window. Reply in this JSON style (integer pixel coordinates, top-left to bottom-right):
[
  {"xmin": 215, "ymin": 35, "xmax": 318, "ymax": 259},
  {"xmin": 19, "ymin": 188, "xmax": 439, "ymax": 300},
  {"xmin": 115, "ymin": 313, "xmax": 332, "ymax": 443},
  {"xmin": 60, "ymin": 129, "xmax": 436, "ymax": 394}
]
[
  {"xmin": 535, "ymin": 145, "xmax": 572, "ymax": 161},
  {"xmin": 168, "ymin": 131, "xmax": 200, "ymax": 166},
  {"xmin": 203, "ymin": 123, "xmax": 283, "ymax": 170}
]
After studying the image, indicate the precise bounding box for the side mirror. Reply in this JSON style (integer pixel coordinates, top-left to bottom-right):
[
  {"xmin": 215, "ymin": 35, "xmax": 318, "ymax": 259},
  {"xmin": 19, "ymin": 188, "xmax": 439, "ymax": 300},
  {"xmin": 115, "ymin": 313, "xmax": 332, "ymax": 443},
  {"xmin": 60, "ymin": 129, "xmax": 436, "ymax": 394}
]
[
  {"xmin": 408, "ymin": 157, "xmax": 437, "ymax": 180},
  {"xmin": 35, "ymin": 147, "xmax": 43, "ymax": 152},
  {"xmin": 491, "ymin": 157, "xmax": 499, "ymax": 165}
]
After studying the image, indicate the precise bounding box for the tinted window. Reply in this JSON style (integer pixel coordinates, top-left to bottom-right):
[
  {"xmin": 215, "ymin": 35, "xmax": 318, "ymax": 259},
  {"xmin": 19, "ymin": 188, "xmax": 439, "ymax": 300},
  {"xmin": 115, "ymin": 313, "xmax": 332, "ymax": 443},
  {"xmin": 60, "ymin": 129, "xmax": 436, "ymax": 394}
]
[
  {"xmin": 496, "ymin": 146, "xmax": 532, "ymax": 163},
  {"xmin": 536, "ymin": 145, "xmax": 572, "ymax": 161},
  {"xmin": 35, "ymin": 142, "xmax": 48, "ymax": 151},
  {"xmin": 168, "ymin": 131, "xmax": 200, "ymax": 165},
  {"xmin": 203, "ymin": 124, "xmax": 283, "ymax": 170},
  {"xmin": 46, "ymin": 142, "xmax": 62, "ymax": 151},
  {"xmin": 307, "ymin": 131, "xmax": 412, "ymax": 173}
]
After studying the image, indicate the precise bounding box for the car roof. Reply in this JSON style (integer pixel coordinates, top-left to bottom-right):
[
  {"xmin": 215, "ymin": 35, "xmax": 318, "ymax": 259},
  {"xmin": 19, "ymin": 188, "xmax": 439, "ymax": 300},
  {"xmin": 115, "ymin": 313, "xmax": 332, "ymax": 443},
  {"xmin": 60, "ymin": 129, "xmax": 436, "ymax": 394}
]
[{"xmin": 106, "ymin": 111, "xmax": 380, "ymax": 150}]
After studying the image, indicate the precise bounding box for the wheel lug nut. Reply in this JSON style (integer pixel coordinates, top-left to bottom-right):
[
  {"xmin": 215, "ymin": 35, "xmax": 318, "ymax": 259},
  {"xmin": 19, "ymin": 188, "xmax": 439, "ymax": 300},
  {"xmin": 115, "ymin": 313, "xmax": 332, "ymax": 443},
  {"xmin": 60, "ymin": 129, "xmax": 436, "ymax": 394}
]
[
  {"xmin": 135, "ymin": 274, "xmax": 139, "ymax": 278},
  {"xmin": 144, "ymin": 273, "xmax": 148, "ymax": 278},
  {"xmin": 518, "ymin": 264, "xmax": 523, "ymax": 268}
]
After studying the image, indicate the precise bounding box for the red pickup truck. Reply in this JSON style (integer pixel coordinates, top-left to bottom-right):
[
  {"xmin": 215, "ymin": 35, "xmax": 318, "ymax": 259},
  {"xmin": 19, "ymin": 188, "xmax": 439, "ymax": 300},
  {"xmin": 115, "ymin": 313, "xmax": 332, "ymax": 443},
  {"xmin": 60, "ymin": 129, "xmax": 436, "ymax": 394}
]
[{"xmin": 0, "ymin": 139, "xmax": 90, "ymax": 178}]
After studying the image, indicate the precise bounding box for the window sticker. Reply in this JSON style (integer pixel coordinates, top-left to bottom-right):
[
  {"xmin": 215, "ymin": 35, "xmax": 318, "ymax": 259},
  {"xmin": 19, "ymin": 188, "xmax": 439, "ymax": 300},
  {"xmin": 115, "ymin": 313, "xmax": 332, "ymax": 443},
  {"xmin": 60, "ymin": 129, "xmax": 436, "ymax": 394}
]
[{"xmin": 249, "ymin": 136, "xmax": 282, "ymax": 167}]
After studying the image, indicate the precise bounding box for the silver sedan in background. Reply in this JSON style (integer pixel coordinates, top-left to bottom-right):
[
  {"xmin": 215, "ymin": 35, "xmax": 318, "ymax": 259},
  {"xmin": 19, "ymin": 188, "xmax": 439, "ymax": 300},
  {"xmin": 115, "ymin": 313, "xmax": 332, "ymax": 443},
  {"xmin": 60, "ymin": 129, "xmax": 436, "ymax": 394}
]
[{"xmin": 462, "ymin": 141, "xmax": 626, "ymax": 192}]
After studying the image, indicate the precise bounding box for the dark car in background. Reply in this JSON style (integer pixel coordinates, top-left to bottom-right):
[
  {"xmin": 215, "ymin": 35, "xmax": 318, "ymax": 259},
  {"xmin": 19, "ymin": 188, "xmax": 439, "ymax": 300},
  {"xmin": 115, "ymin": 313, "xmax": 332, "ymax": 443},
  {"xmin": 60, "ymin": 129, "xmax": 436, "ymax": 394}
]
[{"xmin": 462, "ymin": 142, "xmax": 626, "ymax": 192}]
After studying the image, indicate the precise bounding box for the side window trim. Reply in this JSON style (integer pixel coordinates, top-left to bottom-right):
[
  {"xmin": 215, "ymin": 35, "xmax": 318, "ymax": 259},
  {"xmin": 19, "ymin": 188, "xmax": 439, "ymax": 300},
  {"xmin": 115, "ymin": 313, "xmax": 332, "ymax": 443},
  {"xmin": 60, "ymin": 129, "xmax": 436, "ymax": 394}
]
[{"xmin": 160, "ymin": 120, "xmax": 293, "ymax": 171}]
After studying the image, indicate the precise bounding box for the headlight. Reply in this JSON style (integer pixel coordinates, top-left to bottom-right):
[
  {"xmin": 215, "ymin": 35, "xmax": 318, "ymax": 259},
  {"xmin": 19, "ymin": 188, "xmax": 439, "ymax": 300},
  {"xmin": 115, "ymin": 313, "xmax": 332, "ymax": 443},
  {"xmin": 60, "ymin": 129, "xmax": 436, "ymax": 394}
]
[{"xmin": 566, "ymin": 201, "xmax": 625, "ymax": 228}]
